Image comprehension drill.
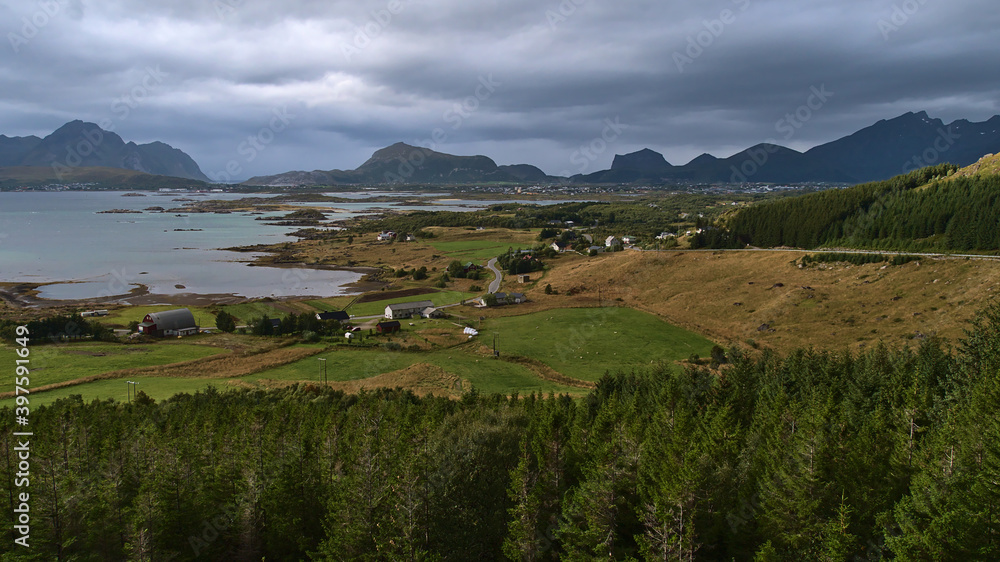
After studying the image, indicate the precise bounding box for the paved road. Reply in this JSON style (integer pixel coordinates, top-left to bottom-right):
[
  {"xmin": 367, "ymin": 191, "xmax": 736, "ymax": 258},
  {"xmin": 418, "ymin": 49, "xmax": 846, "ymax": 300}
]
[{"xmin": 487, "ymin": 258, "xmax": 502, "ymax": 293}]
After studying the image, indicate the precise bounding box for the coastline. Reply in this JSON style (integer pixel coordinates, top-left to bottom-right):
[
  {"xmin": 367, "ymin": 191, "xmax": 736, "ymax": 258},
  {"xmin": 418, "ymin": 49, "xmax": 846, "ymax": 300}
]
[{"xmin": 0, "ymin": 261, "xmax": 385, "ymax": 310}]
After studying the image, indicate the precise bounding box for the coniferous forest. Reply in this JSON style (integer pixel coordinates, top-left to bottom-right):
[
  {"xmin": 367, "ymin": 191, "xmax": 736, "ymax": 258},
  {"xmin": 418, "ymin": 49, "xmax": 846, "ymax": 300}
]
[
  {"xmin": 719, "ymin": 164, "xmax": 1000, "ymax": 252},
  {"xmin": 4, "ymin": 304, "xmax": 1000, "ymax": 560}
]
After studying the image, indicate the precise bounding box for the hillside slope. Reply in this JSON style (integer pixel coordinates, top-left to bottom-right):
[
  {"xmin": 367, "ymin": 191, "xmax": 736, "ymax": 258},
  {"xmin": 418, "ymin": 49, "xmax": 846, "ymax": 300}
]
[{"xmin": 717, "ymin": 162, "xmax": 1000, "ymax": 252}]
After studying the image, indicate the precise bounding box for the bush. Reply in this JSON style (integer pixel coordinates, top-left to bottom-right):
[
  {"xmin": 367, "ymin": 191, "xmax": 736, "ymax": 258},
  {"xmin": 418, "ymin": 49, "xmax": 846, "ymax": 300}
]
[
  {"xmin": 545, "ymin": 284, "xmax": 553, "ymax": 295},
  {"xmin": 413, "ymin": 267, "xmax": 428, "ymax": 280},
  {"xmin": 710, "ymin": 345, "xmax": 727, "ymax": 365},
  {"xmin": 301, "ymin": 330, "xmax": 320, "ymax": 343},
  {"xmin": 383, "ymin": 342, "xmax": 402, "ymax": 351},
  {"xmin": 215, "ymin": 311, "xmax": 236, "ymax": 333}
]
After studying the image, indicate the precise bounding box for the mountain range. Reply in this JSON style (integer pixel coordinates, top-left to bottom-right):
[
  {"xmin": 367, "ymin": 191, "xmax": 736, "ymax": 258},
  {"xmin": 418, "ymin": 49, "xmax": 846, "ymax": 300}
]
[
  {"xmin": 4, "ymin": 112, "xmax": 998, "ymax": 187},
  {"xmin": 245, "ymin": 111, "xmax": 1000, "ymax": 186},
  {"xmin": 0, "ymin": 121, "xmax": 209, "ymax": 181}
]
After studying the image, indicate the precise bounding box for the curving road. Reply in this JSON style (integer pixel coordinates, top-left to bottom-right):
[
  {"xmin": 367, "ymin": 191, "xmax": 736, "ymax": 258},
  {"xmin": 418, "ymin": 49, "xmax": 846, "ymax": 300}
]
[{"xmin": 486, "ymin": 258, "xmax": 502, "ymax": 293}]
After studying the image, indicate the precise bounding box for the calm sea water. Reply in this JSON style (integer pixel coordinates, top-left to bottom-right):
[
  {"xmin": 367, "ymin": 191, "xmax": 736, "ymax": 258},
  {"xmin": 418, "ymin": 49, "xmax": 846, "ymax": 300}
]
[
  {"xmin": 0, "ymin": 191, "xmax": 577, "ymax": 301},
  {"xmin": 0, "ymin": 191, "xmax": 427, "ymax": 301}
]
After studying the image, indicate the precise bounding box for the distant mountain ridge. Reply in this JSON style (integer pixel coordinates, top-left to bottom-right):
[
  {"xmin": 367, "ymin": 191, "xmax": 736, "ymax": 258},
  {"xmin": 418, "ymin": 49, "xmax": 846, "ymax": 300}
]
[
  {"xmin": 0, "ymin": 121, "xmax": 209, "ymax": 181},
  {"xmin": 245, "ymin": 142, "xmax": 559, "ymax": 186},
  {"xmin": 580, "ymin": 111, "xmax": 1000, "ymax": 184},
  {"xmin": 245, "ymin": 111, "xmax": 1000, "ymax": 187}
]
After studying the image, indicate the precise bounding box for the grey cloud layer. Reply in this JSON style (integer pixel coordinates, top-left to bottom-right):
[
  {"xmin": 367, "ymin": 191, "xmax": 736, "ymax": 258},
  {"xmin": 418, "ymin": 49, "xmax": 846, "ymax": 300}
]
[{"xmin": 2, "ymin": 0, "xmax": 998, "ymax": 178}]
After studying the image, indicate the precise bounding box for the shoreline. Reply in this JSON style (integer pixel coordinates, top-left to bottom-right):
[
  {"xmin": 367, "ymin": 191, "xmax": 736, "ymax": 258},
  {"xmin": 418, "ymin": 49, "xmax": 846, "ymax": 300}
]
[{"xmin": 0, "ymin": 261, "xmax": 386, "ymax": 310}]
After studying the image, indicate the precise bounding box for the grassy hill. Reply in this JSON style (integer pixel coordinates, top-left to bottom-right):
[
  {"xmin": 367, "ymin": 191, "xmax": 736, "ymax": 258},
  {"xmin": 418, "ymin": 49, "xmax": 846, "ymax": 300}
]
[{"xmin": 717, "ymin": 163, "xmax": 1000, "ymax": 252}]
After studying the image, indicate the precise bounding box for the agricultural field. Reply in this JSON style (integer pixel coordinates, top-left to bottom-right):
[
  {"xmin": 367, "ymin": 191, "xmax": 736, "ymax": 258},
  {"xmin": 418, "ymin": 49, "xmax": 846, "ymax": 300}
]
[
  {"xmin": 425, "ymin": 239, "xmax": 532, "ymax": 261},
  {"xmin": 485, "ymin": 307, "xmax": 717, "ymax": 381},
  {"xmin": 0, "ymin": 340, "xmax": 228, "ymax": 407},
  {"xmin": 0, "ymin": 304, "xmax": 719, "ymax": 405},
  {"xmin": 244, "ymin": 348, "xmax": 578, "ymax": 396}
]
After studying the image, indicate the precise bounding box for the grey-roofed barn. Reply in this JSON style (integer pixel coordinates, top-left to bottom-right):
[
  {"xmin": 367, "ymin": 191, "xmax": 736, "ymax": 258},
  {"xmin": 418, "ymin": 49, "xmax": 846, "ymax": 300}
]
[
  {"xmin": 138, "ymin": 308, "xmax": 198, "ymax": 336},
  {"xmin": 385, "ymin": 300, "xmax": 435, "ymax": 319}
]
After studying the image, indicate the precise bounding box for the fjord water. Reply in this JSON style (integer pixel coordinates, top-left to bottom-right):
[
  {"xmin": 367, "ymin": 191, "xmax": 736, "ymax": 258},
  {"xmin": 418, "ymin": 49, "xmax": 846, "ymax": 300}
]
[{"xmin": 0, "ymin": 191, "xmax": 362, "ymax": 300}]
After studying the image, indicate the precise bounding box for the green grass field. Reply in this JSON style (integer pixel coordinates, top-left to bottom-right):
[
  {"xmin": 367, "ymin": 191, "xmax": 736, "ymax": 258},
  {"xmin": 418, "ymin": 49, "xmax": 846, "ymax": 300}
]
[
  {"xmin": 218, "ymin": 302, "xmax": 287, "ymax": 324},
  {"xmin": 484, "ymin": 307, "xmax": 716, "ymax": 381},
  {"xmin": 426, "ymin": 240, "xmax": 531, "ymax": 261},
  {"xmin": 0, "ymin": 306, "xmax": 716, "ymax": 406},
  {"xmin": 0, "ymin": 341, "xmax": 227, "ymax": 408},
  {"xmin": 5, "ymin": 376, "xmax": 226, "ymax": 408},
  {"xmin": 246, "ymin": 348, "xmax": 581, "ymax": 395},
  {"xmin": 1, "ymin": 341, "xmax": 224, "ymax": 388},
  {"xmin": 346, "ymin": 291, "xmax": 475, "ymax": 317}
]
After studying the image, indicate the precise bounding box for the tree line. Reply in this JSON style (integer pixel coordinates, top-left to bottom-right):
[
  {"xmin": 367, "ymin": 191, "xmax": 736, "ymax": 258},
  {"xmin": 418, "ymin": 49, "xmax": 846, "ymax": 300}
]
[
  {"xmin": 0, "ymin": 313, "xmax": 117, "ymax": 345},
  {"xmin": 715, "ymin": 164, "xmax": 1000, "ymax": 252},
  {"xmin": 5, "ymin": 303, "xmax": 1000, "ymax": 559}
]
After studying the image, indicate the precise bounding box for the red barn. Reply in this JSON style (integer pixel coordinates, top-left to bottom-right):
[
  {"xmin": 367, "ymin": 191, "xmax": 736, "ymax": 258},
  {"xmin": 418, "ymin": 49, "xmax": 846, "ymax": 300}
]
[{"xmin": 376, "ymin": 321, "xmax": 401, "ymax": 334}]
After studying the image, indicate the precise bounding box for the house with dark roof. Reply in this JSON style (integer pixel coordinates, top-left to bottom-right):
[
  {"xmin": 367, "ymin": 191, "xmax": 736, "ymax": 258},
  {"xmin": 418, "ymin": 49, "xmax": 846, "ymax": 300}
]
[
  {"xmin": 137, "ymin": 308, "xmax": 198, "ymax": 337},
  {"xmin": 316, "ymin": 311, "xmax": 350, "ymax": 322}
]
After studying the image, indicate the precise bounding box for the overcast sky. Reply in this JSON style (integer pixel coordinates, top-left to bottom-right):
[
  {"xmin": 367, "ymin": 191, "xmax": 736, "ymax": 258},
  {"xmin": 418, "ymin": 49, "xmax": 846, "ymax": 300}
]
[{"xmin": 3, "ymin": 0, "xmax": 999, "ymax": 180}]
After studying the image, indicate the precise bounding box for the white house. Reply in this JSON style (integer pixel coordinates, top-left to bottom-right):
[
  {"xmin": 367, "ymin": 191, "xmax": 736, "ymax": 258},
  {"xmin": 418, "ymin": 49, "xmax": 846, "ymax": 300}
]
[
  {"xmin": 655, "ymin": 232, "xmax": 676, "ymax": 240},
  {"xmin": 377, "ymin": 231, "xmax": 396, "ymax": 241},
  {"xmin": 385, "ymin": 300, "xmax": 435, "ymax": 319},
  {"xmin": 605, "ymin": 236, "xmax": 622, "ymax": 248},
  {"xmin": 621, "ymin": 235, "xmax": 636, "ymax": 245},
  {"xmin": 551, "ymin": 241, "xmax": 568, "ymax": 253},
  {"xmin": 420, "ymin": 306, "xmax": 444, "ymax": 319}
]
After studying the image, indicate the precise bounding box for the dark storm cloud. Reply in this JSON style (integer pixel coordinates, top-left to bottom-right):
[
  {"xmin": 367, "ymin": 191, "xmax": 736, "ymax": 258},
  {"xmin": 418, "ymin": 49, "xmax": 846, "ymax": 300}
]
[{"xmin": 1, "ymin": 0, "xmax": 998, "ymax": 178}]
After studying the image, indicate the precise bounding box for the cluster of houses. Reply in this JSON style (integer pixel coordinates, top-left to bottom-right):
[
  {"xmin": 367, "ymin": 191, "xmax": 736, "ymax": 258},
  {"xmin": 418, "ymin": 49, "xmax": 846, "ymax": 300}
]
[
  {"xmin": 376, "ymin": 231, "xmax": 417, "ymax": 242},
  {"xmin": 552, "ymin": 234, "xmax": 639, "ymax": 254},
  {"xmin": 384, "ymin": 300, "xmax": 444, "ymax": 320},
  {"xmin": 472, "ymin": 292, "xmax": 526, "ymax": 307}
]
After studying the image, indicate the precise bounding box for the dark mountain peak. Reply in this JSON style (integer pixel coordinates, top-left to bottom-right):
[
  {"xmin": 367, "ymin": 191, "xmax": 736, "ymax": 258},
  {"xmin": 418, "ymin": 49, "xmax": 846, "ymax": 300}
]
[
  {"xmin": 611, "ymin": 148, "xmax": 672, "ymax": 172},
  {"xmin": 367, "ymin": 142, "xmax": 426, "ymax": 161},
  {"xmin": 352, "ymin": 142, "xmax": 502, "ymax": 184},
  {"xmin": 50, "ymin": 119, "xmax": 109, "ymax": 137},
  {"xmin": 687, "ymin": 153, "xmax": 719, "ymax": 167},
  {"xmin": 6, "ymin": 120, "xmax": 208, "ymax": 181},
  {"xmin": 744, "ymin": 143, "xmax": 800, "ymax": 155},
  {"xmin": 498, "ymin": 164, "xmax": 549, "ymax": 182}
]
